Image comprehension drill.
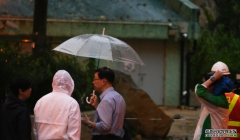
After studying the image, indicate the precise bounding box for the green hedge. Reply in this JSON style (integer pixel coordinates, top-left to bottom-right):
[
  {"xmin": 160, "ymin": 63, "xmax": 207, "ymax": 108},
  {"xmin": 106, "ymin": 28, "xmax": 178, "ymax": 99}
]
[
  {"xmin": 0, "ymin": 41, "xmax": 95, "ymax": 113},
  {"xmin": 190, "ymin": 28, "xmax": 240, "ymax": 89}
]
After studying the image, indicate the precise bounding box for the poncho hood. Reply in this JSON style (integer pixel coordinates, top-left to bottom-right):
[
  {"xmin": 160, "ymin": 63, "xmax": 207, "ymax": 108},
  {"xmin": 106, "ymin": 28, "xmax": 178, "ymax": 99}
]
[{"xmin": 52, "ymin": 70, "xmax": 74, "ymax": 96}]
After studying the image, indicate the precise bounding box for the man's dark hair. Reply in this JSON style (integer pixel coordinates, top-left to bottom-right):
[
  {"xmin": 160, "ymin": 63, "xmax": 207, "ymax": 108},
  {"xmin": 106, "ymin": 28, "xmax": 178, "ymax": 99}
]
[
  {"xmin": 203, "ymin": 71, "xmax": 220, "ymax": 87},
  {"xmin": 10, "ymin": 77, "xmax": 31, "ymax": 97},
  {"xmin": 203, "ymin": 71, "xmax": 215, "ymax": 81},
  {"xmin": 95, "ymin": 67, "xmax": 115, "ymax": 84}
]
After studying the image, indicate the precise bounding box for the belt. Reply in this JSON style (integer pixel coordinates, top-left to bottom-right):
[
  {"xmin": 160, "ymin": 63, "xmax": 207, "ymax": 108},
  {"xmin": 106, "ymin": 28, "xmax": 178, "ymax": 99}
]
[{"xmin": 92, "ymin": 134, "xmax": 122, "ymax": 140}]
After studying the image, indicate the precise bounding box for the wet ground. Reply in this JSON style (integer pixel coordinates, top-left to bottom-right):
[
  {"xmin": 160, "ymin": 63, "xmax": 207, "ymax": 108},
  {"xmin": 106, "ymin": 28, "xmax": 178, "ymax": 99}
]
[
  {"xmin": 161, "ymin": 107, "xmax": 200, "ymax": 140},
  {"xmin": 31, "ymin": 107, "xmax": 201, "ymax": 140},
  {"xmin": 129, "ymin": 106, "xmax": 200, "ymax": 140}
]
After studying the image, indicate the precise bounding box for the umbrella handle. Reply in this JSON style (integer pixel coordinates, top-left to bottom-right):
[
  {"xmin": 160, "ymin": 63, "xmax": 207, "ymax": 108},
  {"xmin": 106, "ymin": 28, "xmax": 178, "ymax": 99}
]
[
  {"xmin": 86, "ymin": 90, "xmax": 95, "ymax": 104},
  {"xmin": 102, "ymin": 28, "xmax": 105, "ymax": 36}
]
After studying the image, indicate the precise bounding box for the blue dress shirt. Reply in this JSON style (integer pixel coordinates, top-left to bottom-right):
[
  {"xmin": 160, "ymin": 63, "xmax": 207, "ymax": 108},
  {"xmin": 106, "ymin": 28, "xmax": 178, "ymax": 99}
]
[{"xmin": 92, "ymin": 87, "xmax": 126, "ymax": 137}]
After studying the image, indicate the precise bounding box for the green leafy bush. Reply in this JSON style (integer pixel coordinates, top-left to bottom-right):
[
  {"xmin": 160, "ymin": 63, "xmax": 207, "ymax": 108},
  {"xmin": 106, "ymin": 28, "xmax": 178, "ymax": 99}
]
[
  {"xmin": 189, "ymin": 0, "xmax": 240, "ymax": 89},
  {"xmin": 190, "ymin": 28, "xmax": 240, "ymax": 88},
  {"xmin": 0, "ymin": 41, "xmax": 95, "ymax": 113}
]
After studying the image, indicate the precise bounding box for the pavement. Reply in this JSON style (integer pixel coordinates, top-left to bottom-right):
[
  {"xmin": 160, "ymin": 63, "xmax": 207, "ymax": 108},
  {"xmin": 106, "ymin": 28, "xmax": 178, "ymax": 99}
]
[
  {"xmin": 30, "ymin": 107, "xmax": 200, "ymax": 140},
  {"xmin": 30, "ymin": 106, "xmax": 201, "ymax": 140},
  {"xmin": 160, "ymin": 107, "xmax": 200, "ymax": 140}
]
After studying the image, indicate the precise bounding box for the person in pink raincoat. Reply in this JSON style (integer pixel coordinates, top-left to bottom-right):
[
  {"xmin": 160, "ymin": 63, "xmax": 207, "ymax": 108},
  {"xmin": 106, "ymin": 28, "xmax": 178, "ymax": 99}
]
[
  {"xmin": 194, "ymin": 62, "xmax": 234, "ymax": 140},
  {"xmin": 194, "ymin": 70, "xmax": 230, "ymax": 140},
  {"xmin": 33, "ymin": 70, "xmax": 81, "ymax": 140}
]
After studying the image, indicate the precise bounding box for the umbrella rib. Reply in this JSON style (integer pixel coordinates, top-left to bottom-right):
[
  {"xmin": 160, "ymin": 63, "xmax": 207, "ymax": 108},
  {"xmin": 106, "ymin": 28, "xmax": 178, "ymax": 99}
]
[
  {"xmin": 74, "ymin": 35, "xmax": 104, "ymax": 63},
  {"xmin": 75, "ymin": 39, "xmax": 91, "ymax": 56},
  {"xmin": 96, "ymin": 40, "xmax": 103, "ymax": 68},
  {"xmin": 61, "ymin": 48, "xmax": 73, "ymax": 53}
]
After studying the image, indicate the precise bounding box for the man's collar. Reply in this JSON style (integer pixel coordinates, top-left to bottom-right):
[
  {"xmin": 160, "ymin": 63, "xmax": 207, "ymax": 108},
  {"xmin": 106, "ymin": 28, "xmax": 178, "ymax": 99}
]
[{"xmin": 100, "ymin": 87, "xmax": 114, "ymax": 100}]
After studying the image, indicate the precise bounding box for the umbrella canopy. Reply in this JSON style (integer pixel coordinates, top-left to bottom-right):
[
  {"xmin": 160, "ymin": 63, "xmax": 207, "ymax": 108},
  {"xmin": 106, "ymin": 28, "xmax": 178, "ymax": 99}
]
[
  {"xmin": 53, "ymin": 29, "xmax": 144, "ymax": 104},
  {"xmin": 53, "ymin": 30, "xmax": 144, "ymax": 66}
]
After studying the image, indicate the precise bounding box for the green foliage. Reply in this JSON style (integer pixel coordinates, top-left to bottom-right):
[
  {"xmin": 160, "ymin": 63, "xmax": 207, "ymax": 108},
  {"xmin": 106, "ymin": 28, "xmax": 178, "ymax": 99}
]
[
  {"xmin": 202, "ymin": 8, "xmax": 215, "ymax": 30},
  {"xmin": 214, "ymin": 0, "xmax": 240, "ymax": 37},
  {"xmin": 189, "ymin": 0, "xmax": 240, "ymax": 89},
  {"xmin": 0, "ymin": 41, "xmax": 95, "ymax": 113},
  {"xmin": 190, "ymin": 28, "xmax": 240, "ymax": 88}
]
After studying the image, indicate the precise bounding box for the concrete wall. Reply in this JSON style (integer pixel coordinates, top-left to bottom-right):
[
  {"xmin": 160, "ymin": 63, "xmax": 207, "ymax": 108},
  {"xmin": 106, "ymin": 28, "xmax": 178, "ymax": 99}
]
[
  {"xmin": 164, "ymin": 40, "xmax": 181, "ymax": 106},
  {"xmin": 0, "ymin": 20, "xmax": 169, "ymax": 41}
]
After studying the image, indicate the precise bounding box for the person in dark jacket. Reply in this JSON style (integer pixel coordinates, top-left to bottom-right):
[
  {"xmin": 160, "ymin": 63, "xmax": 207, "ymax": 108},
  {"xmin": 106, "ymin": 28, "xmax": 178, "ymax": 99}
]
[{"xmin": 0, "ymin": 77, "xmax": 32, "ymax": 140}]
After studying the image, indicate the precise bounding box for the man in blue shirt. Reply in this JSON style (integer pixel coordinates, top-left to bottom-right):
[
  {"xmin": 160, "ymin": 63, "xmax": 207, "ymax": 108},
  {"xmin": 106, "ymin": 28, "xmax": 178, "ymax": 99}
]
[{"xmin": 82, "ymin": 67, "xmax": 126, "ymax": 140}]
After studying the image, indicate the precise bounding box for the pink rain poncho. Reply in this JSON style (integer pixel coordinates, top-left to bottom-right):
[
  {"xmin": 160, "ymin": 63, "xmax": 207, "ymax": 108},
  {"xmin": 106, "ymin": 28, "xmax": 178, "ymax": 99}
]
[
  {"xmin": 33, "ymin": 70, "xmax": 81, "ymax": 140},
  {"xmin": 194, "ymin": 84, "xmax": 229, "ymax": 140}
]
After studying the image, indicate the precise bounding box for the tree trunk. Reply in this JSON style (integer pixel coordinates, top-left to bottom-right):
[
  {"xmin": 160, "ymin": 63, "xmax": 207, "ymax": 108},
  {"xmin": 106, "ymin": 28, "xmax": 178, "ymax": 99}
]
[{"xmin": 32, "ymin": 0, "xmax": 48, "ymax": 56}]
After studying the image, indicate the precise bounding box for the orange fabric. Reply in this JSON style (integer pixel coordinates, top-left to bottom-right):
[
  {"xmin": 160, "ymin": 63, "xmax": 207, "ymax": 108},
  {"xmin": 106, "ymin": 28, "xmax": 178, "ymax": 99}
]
[{"xmin": 225, "ymin": 93, "xmax": 240, "ymax": 139}]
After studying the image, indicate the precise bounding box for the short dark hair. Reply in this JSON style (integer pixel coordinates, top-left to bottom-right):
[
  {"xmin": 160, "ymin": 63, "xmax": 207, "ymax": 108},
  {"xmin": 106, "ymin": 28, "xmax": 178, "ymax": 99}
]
[
  {"xmin": 203, "ymin": 71, "xmax": 215, "ymax": 81},
  {"xmin": 10, "ymin": 77, "xmax": 31, "ymax": 97},
  {"xmin": 95, "ymin": 67, "xmax": 115, "ymax": 84},
  {"xmin": 203, "ymin": 71, "xmax": 219, "ymax": 87}
]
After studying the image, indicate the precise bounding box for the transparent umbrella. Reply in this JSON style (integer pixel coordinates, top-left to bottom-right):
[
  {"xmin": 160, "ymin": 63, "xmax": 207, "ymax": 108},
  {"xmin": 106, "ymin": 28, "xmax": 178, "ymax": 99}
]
[
  {"xmin": 53, "ymin": 28, "xmax": 145, "ymax": 67},
  {"xmin": 53, "ymin": 28, "xmax": 144, "ymax": 104}
]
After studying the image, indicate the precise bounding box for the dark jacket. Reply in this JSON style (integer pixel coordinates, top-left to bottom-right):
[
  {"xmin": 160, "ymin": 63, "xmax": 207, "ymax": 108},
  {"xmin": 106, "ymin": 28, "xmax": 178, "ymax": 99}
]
[{"xmin": 0, "ymin": 94, "xmax": 32, "ymax": 140}]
